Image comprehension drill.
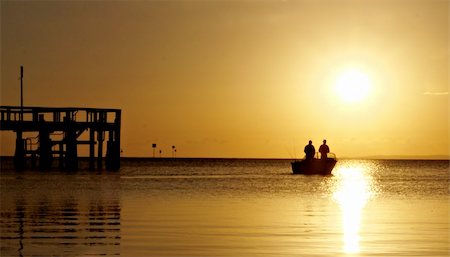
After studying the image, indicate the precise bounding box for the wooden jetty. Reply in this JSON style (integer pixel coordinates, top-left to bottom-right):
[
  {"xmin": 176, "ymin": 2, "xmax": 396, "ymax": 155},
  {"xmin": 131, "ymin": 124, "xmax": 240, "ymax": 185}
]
[{"xmin": 0, "ymin": 106, "xmax": 121, "ymax": 171}]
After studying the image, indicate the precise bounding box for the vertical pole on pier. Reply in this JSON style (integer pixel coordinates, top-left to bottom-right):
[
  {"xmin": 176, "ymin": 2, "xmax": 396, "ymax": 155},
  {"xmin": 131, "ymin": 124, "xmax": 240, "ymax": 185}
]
[
  {"xmin": 64, "ymin": 115, "xmax": 78, "ymax": 171},
  {"xmin": 97, "ymin": 130, "xmax": 103, "ymax": 170},
  {"xmin": 13, "ymin": 133, "xmax": 25, "ymax": 170},
  {"xmin": 103, "ymin": 110, "xmax": 121, "ymax": 171},
  {"xmin": 89, "ymin": 115, "xmax": 95, "ymax": 170},
  {"xmin": 14, "ymin": 66, "xmax": 25, "ymax": 170},
  {"xmin": 113, "ymin": 110, "xmax": 121, "ymax": 169},
  {"xmin": 89, "ymin": 112, "xmax": 95, "ymax": 170},
  {"xmin": 105, "ymin": 130, "xmax": 113, "ymax": 170},
  {"xmin": 116, "ymin": 111, "xmax": 121, "ymax": 150},
  {"xmin": 59, "ymin": 142, "xmax": 64, "ymax": 169},
  {"xmin": 89, "ymin": 129, "xmax": 95, "ymax": 170},
  {"xmin": 20, "ymin": 66, "xmax": 23, "ymax": 121},
  {"xmin": 38, "ymin": 114, "xmax": 53, "ymax": 170},
  {"xmin": 97, "ymin": 112, "xmax": 104, "ymax": 170}
]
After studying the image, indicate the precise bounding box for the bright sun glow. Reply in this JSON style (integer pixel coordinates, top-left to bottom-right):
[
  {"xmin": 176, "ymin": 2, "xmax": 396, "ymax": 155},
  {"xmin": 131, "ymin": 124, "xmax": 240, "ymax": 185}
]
[{"xmin": 335, "ymin": 69, "xmax": 372, "ymax": 103}]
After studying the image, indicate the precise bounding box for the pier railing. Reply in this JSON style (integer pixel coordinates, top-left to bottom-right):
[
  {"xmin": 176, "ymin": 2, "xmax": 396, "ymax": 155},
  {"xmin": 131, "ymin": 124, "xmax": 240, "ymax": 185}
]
[{"xmin": 0, "ymin": 106, "xmax": 120, "ymax": 131}]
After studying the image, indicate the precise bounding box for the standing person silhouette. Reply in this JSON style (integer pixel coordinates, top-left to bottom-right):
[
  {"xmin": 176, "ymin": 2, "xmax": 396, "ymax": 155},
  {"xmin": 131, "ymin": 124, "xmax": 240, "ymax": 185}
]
[
  {"xmin": 319, "ymin": 140, "xmax": 330, "ymax": 160},
  {"xmin": 304, "ymin": 140, "xmax": 315, "ymax": 160}
]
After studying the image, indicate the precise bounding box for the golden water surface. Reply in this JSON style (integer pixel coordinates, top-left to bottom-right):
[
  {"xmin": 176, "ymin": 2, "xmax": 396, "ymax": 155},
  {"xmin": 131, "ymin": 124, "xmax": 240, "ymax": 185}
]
[{"xmin": 1, "ymin": 159, "xmax": 448, "ymax": 256}]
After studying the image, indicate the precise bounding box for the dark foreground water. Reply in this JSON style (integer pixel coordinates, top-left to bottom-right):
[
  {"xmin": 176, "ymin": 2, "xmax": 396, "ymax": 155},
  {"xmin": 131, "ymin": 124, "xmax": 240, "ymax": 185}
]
[{"xmin": 1, "ymin": 159, "xmax": 449, "ymax": 256}]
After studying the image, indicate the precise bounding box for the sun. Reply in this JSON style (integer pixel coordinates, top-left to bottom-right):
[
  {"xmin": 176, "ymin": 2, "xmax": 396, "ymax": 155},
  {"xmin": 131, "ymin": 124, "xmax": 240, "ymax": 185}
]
[{"xmin": 335, "ymin": 69, "xmax": 372, "ymax": 103}]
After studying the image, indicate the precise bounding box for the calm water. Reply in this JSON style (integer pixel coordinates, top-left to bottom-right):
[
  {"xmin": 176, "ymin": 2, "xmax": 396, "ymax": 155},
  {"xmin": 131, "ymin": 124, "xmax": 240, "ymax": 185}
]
[{"xmin": 1, "ymin": 159, "xmax": 449, "ymax": 256}]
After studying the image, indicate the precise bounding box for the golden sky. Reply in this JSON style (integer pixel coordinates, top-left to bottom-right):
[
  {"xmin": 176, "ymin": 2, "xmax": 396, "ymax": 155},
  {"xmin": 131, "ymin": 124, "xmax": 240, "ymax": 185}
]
[{"xmin": 1, "ymin": 0, "xmax": 448, "ymax": 158}]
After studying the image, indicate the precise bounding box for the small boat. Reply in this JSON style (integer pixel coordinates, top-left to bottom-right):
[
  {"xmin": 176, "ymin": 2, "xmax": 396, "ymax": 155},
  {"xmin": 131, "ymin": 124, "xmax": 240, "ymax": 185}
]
[{"xmin": 291, "ymin": 153, "xmax": 337, "ymax": 175}]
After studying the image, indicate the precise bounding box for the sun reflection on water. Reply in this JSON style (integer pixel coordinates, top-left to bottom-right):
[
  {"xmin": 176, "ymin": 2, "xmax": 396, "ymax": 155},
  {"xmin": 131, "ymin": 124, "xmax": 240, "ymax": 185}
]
[{"xmin": 332, "ymin": 163, "xmax": 377, "ymax": 254}]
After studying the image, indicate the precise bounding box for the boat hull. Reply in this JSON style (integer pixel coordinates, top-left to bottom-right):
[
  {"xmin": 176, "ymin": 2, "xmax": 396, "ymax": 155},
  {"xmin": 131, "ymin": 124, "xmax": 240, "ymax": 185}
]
[{"xmin": 291, "ymin": 159, "xmax": 337, "ymax": 175}]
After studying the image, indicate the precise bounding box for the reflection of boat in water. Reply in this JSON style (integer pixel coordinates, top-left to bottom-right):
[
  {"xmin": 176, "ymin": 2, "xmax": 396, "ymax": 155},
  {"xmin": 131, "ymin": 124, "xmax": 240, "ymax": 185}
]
[{"xmin": 291, "ymin": 153, "xmax": 337, "ymax": 175}]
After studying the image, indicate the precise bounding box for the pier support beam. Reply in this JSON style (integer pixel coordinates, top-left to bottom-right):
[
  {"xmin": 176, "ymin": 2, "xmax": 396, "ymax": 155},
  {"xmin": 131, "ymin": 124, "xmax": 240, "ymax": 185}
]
[
  {"xmin": 58, "ymin": 142, "xmax": 64, "ymax": 169},
  {"xmin": 105, "ymin": 131, "xmax": 119, "ymax": 170},
  {"xmin": 38, "ymin": 115, "xmax": 53, "ymax": 170},
  {"xmin": 105, "ymin": 111, "xmax": 121, "ymax": 171},
  {"xmin": 13, "ymin": 131, "xmax": 25, "ymax": 170},
  {"xmin": 89, "ymin": 127, "xmax": 95, "ymax": 170},
  {"xmin": 64, "ymin": 116, "xmax": 78, "ymax": 170},
  {"xmin": 115, "ymin": 112, "xmax": 121, "ymax": 169},
  {"xmin": 97, "ymin": 130, "xmax": 103, "ymax": 170}
]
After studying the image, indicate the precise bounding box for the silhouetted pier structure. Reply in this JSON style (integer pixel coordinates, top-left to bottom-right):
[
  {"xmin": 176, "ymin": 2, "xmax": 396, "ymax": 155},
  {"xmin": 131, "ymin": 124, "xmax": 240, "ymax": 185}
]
[{"xmin": 0, "ymin": 106, "xmax": 121, "ymax": 171}]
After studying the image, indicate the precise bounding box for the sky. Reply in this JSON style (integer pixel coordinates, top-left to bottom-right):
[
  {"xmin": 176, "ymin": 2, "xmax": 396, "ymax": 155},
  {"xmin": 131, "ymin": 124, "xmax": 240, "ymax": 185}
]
[{"xmin": 1, "ymin": 0, "xmax": 449, "ymax": 158}]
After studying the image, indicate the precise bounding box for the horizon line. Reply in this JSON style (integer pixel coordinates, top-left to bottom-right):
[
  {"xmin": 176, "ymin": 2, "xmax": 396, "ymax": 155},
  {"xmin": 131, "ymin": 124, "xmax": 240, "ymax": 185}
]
[{"xmin": 2, "ymin": 155, "xmax": 449, "ymax": 161}]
